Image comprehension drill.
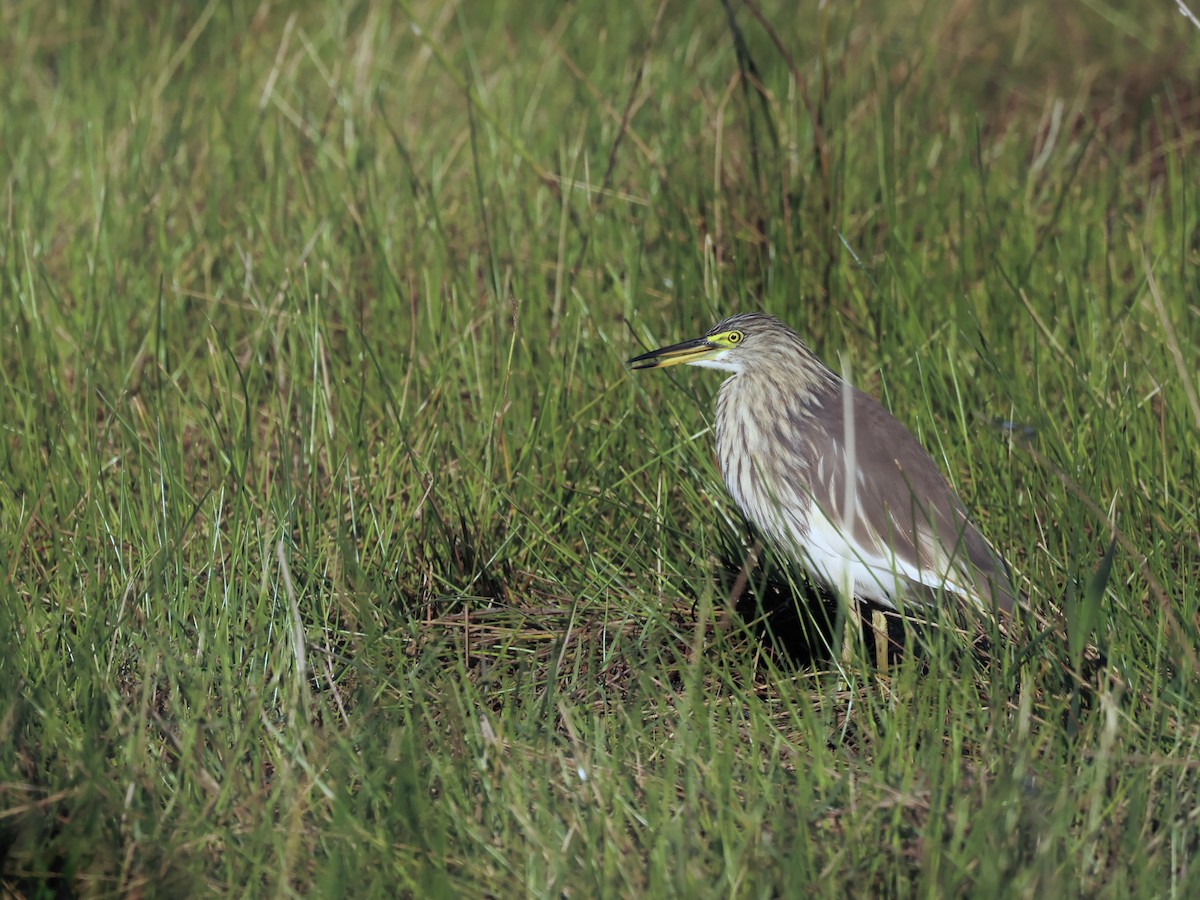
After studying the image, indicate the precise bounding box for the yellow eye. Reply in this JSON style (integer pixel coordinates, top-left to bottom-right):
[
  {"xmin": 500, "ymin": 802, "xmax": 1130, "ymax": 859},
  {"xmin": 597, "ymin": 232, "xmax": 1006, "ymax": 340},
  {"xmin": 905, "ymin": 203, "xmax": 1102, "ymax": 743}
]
[{"xmin": 726, "ymin": 331, "xmax": 743, "ymax": 345}]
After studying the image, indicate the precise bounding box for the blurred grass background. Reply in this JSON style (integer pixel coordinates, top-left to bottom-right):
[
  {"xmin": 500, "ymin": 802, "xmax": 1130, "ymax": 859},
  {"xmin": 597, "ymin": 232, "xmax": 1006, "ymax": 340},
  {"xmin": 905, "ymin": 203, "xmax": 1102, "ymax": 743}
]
[{"xmin": 2, "ymin": 0, "xmax": 1199, "ymax": 895}]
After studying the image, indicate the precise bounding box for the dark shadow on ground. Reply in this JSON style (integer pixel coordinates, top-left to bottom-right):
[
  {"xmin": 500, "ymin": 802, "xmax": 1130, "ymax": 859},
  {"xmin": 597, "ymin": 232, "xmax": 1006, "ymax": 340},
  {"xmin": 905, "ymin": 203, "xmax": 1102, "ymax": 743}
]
[{"xmin": 713, "ymin": 539, "xmax": 912, "ymax": 670}]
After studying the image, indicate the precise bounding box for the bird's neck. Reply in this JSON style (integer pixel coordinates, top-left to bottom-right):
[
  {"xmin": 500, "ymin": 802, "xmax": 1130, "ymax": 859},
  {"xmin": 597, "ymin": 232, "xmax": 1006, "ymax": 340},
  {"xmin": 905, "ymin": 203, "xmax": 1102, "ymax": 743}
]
[{"xmin": 712, "ymin": 355, "xmax": 837, "ymax": 480}]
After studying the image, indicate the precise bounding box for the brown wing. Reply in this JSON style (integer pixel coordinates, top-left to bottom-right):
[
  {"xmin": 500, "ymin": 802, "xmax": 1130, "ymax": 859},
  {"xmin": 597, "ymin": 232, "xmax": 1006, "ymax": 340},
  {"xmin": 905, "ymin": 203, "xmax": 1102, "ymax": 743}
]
[{"xmin": 806, "ymin": 382, "xmax": 1016, "ymax": 614}]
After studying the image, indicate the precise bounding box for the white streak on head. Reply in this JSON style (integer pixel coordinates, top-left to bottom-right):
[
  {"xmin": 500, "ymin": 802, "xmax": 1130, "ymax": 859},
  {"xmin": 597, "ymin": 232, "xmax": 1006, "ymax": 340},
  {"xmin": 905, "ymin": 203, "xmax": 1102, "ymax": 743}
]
[{"xmin": 686, "ymin": 349, "xmax": 741, "ymax": 373}]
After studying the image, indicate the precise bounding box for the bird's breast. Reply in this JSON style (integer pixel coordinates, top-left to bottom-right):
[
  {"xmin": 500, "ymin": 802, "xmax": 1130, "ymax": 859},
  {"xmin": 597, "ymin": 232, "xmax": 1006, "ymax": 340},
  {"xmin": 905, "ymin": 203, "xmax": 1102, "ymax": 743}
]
[{"xmin": 714, "ymin": 379, "xmax": 816, "ymax": 552}]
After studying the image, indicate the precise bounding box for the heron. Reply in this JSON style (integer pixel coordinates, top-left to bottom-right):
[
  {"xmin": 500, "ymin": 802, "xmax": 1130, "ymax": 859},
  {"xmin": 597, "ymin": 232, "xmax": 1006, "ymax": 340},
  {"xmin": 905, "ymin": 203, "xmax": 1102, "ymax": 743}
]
[{"xmin": 627, "ymin": 312, "xmax": 1016, "ymax": 655}]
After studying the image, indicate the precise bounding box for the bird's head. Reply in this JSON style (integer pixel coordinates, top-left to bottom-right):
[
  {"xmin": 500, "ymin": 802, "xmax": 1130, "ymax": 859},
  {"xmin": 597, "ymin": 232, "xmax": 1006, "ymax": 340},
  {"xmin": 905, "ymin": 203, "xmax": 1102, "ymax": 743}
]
[{"xmin": 626, "ymin": 312, "xmax": 800, "ymax": 375}]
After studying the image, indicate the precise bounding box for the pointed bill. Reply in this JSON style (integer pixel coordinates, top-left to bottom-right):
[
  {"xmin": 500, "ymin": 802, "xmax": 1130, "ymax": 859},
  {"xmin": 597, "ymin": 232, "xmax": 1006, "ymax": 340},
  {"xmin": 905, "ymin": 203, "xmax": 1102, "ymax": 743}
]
[{"xmin": 626, "ymin": 337, "xmax": 717, "ymax": 370}]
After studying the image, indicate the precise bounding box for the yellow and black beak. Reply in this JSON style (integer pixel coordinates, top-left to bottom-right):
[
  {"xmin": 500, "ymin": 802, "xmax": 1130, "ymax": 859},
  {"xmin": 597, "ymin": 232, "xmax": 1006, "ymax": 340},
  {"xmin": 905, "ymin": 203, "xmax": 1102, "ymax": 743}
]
[{"xmin": 626, "ymin": 336, "xmax": 718, "ymax": 370}]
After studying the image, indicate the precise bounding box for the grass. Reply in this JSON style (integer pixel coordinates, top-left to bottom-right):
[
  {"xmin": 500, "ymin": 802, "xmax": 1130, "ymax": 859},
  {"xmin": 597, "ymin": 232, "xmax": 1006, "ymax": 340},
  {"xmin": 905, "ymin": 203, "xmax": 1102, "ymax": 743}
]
[{"xmin": 2, "ymin": 0, "xmax": 1199, "ymax": 895}]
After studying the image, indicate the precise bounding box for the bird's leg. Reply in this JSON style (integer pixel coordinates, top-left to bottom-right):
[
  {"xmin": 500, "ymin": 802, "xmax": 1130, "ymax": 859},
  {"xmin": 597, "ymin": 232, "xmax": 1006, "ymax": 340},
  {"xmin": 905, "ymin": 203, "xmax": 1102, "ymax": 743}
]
[
  {"xmin": 872, "ymin": 610, "xmax": 889, "ymax": 674},
  {"xmin": 840, "ymin": 600, "xmax": 857, "ymax": 664}
]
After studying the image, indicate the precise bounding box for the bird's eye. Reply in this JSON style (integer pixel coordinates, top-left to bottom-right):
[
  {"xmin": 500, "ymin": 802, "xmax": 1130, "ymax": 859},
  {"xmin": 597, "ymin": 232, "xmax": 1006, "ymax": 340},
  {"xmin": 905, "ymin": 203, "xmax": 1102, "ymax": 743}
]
[{"xmin": 727, "ymin": 331, "xmax": 743, "ymax": 344}]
